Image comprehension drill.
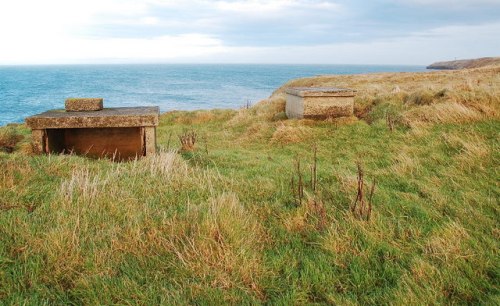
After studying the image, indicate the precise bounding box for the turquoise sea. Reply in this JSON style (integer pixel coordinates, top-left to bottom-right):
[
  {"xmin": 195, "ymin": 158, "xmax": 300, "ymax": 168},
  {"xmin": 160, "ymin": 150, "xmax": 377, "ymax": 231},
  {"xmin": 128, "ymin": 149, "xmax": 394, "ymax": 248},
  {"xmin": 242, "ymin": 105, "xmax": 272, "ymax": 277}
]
[{"xmin": 0, "ymin": 64, "xmax": 425, "ymax": 126}]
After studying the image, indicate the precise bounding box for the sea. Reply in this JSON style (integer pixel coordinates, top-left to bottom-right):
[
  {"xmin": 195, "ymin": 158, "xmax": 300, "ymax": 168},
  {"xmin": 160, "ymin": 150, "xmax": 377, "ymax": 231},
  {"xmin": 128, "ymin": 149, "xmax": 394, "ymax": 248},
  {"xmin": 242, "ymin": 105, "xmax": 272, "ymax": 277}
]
[{"xmin": 0, "ymin": 64, "xmax": 426, "ymax": 126}]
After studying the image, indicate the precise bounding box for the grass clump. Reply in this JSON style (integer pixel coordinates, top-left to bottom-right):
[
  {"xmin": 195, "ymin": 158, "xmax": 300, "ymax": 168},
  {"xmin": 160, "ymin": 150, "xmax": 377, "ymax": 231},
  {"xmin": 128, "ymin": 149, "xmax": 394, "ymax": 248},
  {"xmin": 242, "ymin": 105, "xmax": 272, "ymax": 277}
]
[
  {"xmin": 0, "ymin": 126, "xmax": 24, "ymax": 153},
  {"xmin": 405, "ymin": 90, "xmax": 436, "ymax": 105},
  {"xmin": 270, "ymin": 123, "xmax": 312, "ymax": 145}
]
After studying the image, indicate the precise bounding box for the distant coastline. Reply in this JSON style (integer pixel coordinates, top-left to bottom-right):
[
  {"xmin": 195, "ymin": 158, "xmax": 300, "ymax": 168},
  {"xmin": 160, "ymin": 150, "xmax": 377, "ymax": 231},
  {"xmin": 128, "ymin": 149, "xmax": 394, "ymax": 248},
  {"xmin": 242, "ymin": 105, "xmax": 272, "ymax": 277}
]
[{"xmin": 427, "ymin": 57, "xmax": 500, "ymax": 70}]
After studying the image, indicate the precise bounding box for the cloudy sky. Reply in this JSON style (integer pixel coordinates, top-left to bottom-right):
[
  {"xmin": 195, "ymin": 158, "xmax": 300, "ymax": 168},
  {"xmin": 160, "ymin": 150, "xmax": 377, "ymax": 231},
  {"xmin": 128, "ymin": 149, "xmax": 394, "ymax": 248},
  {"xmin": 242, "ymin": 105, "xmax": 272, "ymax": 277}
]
[{"xmin": 0, "ymin": 0, "xmax": 499, "ymax": 65}]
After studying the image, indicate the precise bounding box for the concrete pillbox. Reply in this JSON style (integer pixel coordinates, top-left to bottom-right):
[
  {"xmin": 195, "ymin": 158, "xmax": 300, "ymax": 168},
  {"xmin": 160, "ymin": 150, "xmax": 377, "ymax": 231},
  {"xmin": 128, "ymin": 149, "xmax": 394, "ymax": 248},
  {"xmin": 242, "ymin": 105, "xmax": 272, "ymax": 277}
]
[
  {"xmin": 285, "ymin": 87, "xmax": 356, "ymax": 119},
  {"xmin": 26, "ymin": 106, "xmax": 159, "ymax": 161}
]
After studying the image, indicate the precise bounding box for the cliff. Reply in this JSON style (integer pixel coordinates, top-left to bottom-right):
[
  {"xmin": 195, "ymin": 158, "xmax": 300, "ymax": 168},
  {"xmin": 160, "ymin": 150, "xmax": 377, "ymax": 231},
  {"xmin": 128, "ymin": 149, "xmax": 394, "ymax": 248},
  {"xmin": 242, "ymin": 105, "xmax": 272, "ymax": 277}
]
[{"xmin": 427, "ymin": 57, "xmax": 500, "ymax": 70}]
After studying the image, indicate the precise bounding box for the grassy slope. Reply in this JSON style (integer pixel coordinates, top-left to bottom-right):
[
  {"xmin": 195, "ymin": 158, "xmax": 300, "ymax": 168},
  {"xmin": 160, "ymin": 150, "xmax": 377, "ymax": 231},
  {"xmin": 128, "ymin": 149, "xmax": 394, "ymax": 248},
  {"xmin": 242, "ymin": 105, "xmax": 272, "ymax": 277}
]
[{"xmin": 1, "ymin": 66, "xmax": 499, "ymax": 305}]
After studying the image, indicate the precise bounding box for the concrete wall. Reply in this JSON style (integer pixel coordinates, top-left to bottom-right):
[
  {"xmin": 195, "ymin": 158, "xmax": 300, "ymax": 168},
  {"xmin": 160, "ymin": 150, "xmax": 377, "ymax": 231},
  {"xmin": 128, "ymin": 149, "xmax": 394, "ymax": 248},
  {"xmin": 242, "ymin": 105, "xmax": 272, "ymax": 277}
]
[
  {"xmin": 286, "ymin": 94, "xmax": 354, "ymax": 119},
  {"xmin": 303, "ymin": 96, "xmax": 354, "ymax": 119},
  {"xmin": 285, "ymin": 94, "xmax": 304, "ymax": 119}
]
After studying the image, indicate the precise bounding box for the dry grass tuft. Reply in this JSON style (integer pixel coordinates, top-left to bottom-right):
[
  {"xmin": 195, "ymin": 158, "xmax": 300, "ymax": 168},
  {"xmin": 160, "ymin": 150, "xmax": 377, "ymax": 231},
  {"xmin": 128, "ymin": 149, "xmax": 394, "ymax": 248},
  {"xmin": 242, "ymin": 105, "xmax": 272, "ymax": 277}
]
[
  {"xmin": 174, "ymin": 111, "xmax": 215, "ymax": 125},
  {"xmin": 226, "ymin": 108, "xmax": 253, "ymax": 127},
  {"xmin": 167, "ymin": 110, "xmax": 236, "ymax": 126},
  {"xmin": 283, "ymin": 205, "xmax": 309, "ymax": 233},
  {"xmin": 0, "ymin": 158, "xmax": 33, "ymax": 190},
  {"xmin": 141, "ymin": 150, "xmax": 188, "ymax": 178},
  {"xmin": 336, "ymin": 169, "xmax": 358, "ymax": 194},
  {"xmin": 391, "ymin": 151, "xmax": 420, "ymax": 176},
  {"xmin": 404, "ymin": 90, "xmax": 436, "ymax": 106},
  {"xmin": 0, "ymin": 126, "xmax": 24, "ymax": 153},
  {"xmin": 240, "ymin": 122, "xmax": 272, "ymax": 142},
  {"xmin": 283, "ymin": 195, "xmax": 327, "ymax": 233},
  {"xmin": 60, "ymin": 167, "xmax": 105, "ymax": 204},
  {"xmin": 36, "ymin": 230, "xmax": 85, "ymax": 289},
  {"xmin": 325, "ymin": 115, "xmax": 359, "ymax": 126},
  {"xmin": 424, "ymin": 221, "xmax": 472, "ymax": 263},
  {"xmin": 16, "ymin": 141, "xmax": 35, "ymax": 156},
  {"xmin": 254, "ymin": 96, "xmax": 286, "ymax": 119},
  {"xmin": 402, "ymin": 102, "xmax": 483, "ymax": 126},
  {"xmin": 227, "ymin": 97, "xmax": 286, "ymax": 127},
  {"xmin": 164, "ymin": 193, "xmax": 266, "ymax": 296},
  {"xmin": 449, "ymin": 90, "xmax": 500, "ymax": 117},
  {"xmin": 410, "ymin": 258, "xmax": 438, "ymax": 283},
  {"xmin": 407, "ymin": 123, "xmax": 430, "ymax": 138},
  {"xmin": 270, "ymin": 123, "xmax": 312, "ymax": 145},
  {"xmin": 442, "ymin": 132, "xmax": 490, "ymax": 166},
  {"xmin": 322, "ymin": 220, "xmax": 362, "ymax": 266}
]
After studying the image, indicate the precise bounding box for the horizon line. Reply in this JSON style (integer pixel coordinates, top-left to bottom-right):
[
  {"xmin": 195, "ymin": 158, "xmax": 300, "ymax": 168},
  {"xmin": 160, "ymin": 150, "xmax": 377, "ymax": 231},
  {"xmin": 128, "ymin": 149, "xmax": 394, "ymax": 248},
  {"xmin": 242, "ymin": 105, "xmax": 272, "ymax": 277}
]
[{"xmin": 0, "ymin": 62, "xmax": 427, "ymax": 67}]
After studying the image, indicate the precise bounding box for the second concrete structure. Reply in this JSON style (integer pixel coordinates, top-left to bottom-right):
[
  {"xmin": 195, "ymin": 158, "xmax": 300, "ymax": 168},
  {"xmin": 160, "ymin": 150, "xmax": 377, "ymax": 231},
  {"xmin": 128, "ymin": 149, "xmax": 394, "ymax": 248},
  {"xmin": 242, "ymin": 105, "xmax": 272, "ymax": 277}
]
[{"xmin": 285, "ymin": 87, "xmax": 356, "ymax": 119}]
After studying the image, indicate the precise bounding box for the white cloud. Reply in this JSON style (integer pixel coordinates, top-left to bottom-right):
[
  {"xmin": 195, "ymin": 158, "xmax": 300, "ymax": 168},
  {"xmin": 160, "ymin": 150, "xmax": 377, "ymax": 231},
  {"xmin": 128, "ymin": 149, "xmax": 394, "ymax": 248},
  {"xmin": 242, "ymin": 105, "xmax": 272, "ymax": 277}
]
[
  {"xmin": 1, "ymin": 18, "xmax": 499, "ymax": 65},
  {"xmin": 215, "ymin": 0, "xmax": 339, "ymax": 14},
  {"xmin": 0, "ymin": 0, "xmax": 497, "ymax": 65},
  {"xmin": 197, "ymin": 22, "xmax": 500, "ymax": 65},
  {"xmin": 140, "ymin": 17, "xmax": 161, "ymax": 25},
  {"xmin": 393, "ymin": 0, "xmax": 500, "ymax": 7},
  {"xmin": 0, "ymin": 33, "xmax": 227, "ymax": 64}
]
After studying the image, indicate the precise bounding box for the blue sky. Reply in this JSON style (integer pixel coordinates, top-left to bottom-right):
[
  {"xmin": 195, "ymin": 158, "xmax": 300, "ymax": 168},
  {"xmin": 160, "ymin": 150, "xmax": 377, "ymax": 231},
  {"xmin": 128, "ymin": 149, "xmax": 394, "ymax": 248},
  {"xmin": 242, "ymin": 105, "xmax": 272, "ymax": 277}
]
[{"xmin": 0, "ymin": 0, "xmax": 499, "ymax": 65}]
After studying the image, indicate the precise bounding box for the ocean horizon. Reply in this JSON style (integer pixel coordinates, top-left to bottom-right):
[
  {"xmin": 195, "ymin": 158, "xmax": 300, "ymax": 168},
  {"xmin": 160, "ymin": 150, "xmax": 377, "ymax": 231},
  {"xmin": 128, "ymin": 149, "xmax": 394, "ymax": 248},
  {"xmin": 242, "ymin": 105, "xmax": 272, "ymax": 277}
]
[{"xmin": 0, "ymin": 64, "xmax": 426, "ymax": 126}]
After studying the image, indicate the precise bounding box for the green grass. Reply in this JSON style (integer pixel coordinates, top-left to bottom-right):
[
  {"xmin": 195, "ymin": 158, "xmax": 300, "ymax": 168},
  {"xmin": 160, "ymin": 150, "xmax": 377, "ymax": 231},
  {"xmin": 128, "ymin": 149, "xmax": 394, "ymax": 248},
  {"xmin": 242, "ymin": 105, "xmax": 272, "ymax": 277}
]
[{"xmin": 1, "ymin": 67, "xmax": 499, "ymax": 305}]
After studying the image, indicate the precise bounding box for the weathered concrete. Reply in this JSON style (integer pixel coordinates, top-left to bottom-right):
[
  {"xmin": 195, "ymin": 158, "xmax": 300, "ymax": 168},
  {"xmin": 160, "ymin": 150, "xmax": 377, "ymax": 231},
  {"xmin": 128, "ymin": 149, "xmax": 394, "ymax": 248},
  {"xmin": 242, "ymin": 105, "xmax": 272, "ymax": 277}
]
[
  {"xmin": 31, "ymin": 129, "xmax": 45, "ymax": 154},
  {"xmin": 286, "ymin": 87, "xmax": 356, "ymax": 119},
  {"xmin": 144, "ymin": 126, "xmax": 156, "ymax": 156},
  {"xmin": 65, "ymin": 98, "xmax": 104, "ymax": 112},
  {"xmin": 26, "ymin": 107, "xmax": 159, "ymax": 129},
  {"xmin": 26, "ymin": 106, "xmax": 159, "ymax": 160}
]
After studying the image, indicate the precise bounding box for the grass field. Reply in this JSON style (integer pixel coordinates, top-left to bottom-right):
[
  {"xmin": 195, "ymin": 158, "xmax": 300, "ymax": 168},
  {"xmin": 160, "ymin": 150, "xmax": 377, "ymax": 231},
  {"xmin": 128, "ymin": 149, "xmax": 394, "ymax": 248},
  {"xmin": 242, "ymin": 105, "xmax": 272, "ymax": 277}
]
[{"xmin": 1, "ymin": 65, "xmax": 499, "ymax": 305}]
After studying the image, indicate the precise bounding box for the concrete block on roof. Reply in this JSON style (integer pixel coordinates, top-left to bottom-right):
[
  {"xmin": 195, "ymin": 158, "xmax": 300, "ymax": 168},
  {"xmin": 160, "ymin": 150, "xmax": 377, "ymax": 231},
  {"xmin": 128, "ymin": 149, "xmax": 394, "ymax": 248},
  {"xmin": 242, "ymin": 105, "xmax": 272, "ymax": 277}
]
[{"xmin": 65, "ymin": 98, "xmax": 104, "ymax": 112}]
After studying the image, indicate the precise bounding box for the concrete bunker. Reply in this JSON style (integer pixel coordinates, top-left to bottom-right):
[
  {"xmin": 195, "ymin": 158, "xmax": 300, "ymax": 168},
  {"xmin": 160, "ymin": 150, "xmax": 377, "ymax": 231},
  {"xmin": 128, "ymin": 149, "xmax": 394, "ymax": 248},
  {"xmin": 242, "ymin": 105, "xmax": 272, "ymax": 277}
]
[
  {"xmin": 26, "ymin": 99, "xmax": 159, "ymax": 161},
  {"xmin": 285, "ymin": 87, "xmax": 356, "ymax": 119}
]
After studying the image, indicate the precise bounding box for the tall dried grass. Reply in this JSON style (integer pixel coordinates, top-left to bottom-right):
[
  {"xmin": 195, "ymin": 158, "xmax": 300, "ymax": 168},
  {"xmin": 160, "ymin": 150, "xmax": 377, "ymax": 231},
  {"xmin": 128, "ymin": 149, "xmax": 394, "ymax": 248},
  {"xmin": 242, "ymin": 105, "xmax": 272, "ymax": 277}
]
[
  {"xmin": 442, "ymin": 132, "xmax": 491, "ymax": 169},
  {"xmin": 172, "ymin": 110, "xmax": 234, "ymax": 125},
  {"xmin": 391, "ymin": 151, "xmax": 420, "ymax": 176},
  {"xmin": 163, "ymin": 193, "xmax": 266, "ymax": 295},
  {"xmin": 227, "ymin": 97, "xmax": 285, "ymax": 127},
  {"xmin": 239, "ymin": 122, "xmax": 272, "ymax": 143},
  {"xmin": 270, "ymin": 123, "xmax": 312, "ymax": 145},
  {"xmin": 18, "ymin": 149, "xmax": 268, "ymax": 297},
  {"xmin": 402, "ymin": 102, "xmax": 483, "ymax": 126}
]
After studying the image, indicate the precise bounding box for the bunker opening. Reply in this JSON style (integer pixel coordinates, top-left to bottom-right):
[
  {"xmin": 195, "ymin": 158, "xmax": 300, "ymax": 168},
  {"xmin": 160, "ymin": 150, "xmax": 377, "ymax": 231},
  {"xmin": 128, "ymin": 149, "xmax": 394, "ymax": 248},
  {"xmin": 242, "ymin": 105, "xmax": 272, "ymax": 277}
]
[{"xmin": 44, "ymin": 127, "xmax": 144, "ymax": 160}]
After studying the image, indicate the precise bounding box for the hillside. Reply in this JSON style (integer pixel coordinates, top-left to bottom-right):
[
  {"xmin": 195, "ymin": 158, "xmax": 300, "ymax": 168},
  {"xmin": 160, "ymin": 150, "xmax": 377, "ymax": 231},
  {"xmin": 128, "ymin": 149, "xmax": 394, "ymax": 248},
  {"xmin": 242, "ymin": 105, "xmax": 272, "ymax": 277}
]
[
  {"xmin": 1, "ymin": 66, "xmax": 499, "ymax": 305},
  {"xmin": 427, "ymin": 57, "xmax": 500, "ymax": 70}
]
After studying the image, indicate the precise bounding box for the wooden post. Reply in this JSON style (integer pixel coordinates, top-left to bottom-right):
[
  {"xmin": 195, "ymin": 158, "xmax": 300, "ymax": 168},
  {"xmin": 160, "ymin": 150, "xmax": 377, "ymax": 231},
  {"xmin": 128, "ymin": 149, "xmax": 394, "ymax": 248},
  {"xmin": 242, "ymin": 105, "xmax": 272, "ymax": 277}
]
[{"xmin": 144, "ymin": 126, "xmax": 156, "ymax": 156}]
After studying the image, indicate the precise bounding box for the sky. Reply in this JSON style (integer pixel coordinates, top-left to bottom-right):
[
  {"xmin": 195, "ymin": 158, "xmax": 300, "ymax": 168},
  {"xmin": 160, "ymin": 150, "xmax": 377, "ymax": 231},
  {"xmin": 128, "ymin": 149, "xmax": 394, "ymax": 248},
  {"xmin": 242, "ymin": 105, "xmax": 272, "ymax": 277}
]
[{"xmin": 0, "ymin": 0, "xmax": 499, "ymax": 65}]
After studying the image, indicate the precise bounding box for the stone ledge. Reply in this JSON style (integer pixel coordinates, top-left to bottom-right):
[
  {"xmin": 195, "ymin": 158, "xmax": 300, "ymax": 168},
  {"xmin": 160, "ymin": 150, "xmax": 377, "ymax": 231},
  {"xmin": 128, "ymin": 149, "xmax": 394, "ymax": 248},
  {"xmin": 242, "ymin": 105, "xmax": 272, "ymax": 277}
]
[
  {"xmin": 26, "ymin": 107, "xmax": 160, "ymax": 129},
  {"xmin": 286, "ymin": 87, "xmax": 356, "ymax": 97}
]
